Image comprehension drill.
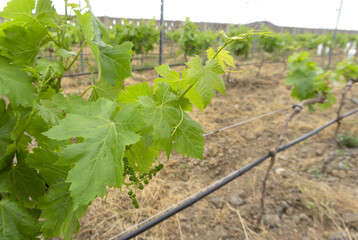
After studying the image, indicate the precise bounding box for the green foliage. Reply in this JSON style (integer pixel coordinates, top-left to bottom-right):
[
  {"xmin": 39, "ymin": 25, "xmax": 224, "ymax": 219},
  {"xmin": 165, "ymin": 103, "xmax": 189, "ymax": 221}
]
[
  {"xmin": 259, "ymin": 26, "xmax": 281, "ymax": 54},
  {"xmin": 307, "ymin": 167, "xmax": 323, "ymax": 178},
  {"xmin": 286, "ymin": 51, "xmax": 337, "ymax": 110},
  {"xmin": 167, "ymin": 17, "xmax": 217, "ymax": 59},
  {"xmin": 110, "ymin": 18, "xmax": 160, "ymax": 55},
  {"xmin": 226, "ymin": 26, "xmax": 253, "ymax": 58},
  {"xmin": 64, "ymin": 22, "xmax": 84, "ymax": 47},
  {"xmin": 335, "ymin": 60, "xmax": 358, "ymax": 82},
  {"xmin": 0, "ymin": 0, "xmax": 251, "ymax": 239},
  {"xmin": 286, "ymin": 52, "xmax": 324, "ymax": 100},
  {"xmin": 338, "ymin": 134, "xmax": 358, "ymax": 148},
  {"xmin": 0, "ymin": 197, "xmax": 41, "ymax": 240},
  {"xmin": 293, "ymin": 33, "xmax": 333, "ymax": 50},
  {"xmin": 286, "ymin": 52, "xmax": 358, "ymax": 111}
]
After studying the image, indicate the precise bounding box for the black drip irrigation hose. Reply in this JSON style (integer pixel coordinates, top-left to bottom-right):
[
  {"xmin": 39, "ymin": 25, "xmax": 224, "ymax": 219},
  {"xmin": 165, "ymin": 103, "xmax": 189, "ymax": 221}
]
[
  {"xmin": 62, "ymin": 63, "xmax": 186, "ymax": 78},
  {"xmin": 61, "ymin": 60, "xmax": 283, "ymax": 78},
  {"xmin": 114, "ymin": 107, "xmax": 358, "ymax": 240},
  {"xmin": 61, "ymin": 51, "xmax": 348, "ymax": 78}
]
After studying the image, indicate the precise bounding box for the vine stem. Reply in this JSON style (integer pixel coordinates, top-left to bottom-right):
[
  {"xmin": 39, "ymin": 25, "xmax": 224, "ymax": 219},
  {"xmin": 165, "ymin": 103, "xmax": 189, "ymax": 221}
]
[
  {"xmin": 80, "ymin": 85, "xmax": 94, "ymax": 98},
  {"xmin": 40, "ymin": 71, "xmax": 57, "ymax": 89},
  {"xmin": 322, "ymin": 79, "xmax": 356, "ymax": 173},
  {"xmin": 171, "ymin": 105, "xmax": 184, "ymax": 136},
  {"xmin": 104, "ymin": 192, "xmax": 125, "ymax": 214},
  {"xmin": 47, "ymin": 33, "xmax": 60, "ymax": 47},
  {"xmin": 65, "ymin": 40, "xmax": 87, "ymax": 71},
  {"xmin": 257, "ymin": 94, "xmax": 327, "ymax": 225}
]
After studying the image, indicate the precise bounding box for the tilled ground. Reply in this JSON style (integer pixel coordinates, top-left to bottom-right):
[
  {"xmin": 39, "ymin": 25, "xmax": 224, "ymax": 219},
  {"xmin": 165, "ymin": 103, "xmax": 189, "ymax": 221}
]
[{"xmin": 63, "ymin": 55, "xmax": 358, "ymax": 240}]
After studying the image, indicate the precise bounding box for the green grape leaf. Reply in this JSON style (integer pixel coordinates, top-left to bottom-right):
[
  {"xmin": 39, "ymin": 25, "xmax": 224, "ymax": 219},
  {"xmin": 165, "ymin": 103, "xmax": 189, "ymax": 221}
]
[
  {"xmin": 117, "ymin": 82, "xmax": 152, "ymax": 104},
  {"xmin": 185, "ymin": 57, "xmax": 225, "ymax": 109},
  {"xmin": 125, "ymin": 139, "xmax": 159, "ymax": 173},
  {"xmin": 173, "ymin": 117, "xmax": 204, "ymax": 160},
  {"xmin": 286, "ymin": 51, "xmax": 323, "ymax": 101},
  {"xmin": 0, "ymin": 100, "xmax": 17, "ymax": 158},
  {"xmin": 51, "ymin": 94, "xmax": 89, "ymax": 114},
  {"xmin": 88, "ymin": 80, "xmax": 122, "ymax": 101},
  {"xmin": 181, "ymin": 69, "xmax": 204, "ymax": 110},
  {"xmin": 37, "ymin": 182, "xmax": 83, "ymax": 240},
  {"xmin": 154, "ymin": 64, "xmax": 182, "ymax": 90},
  {"xmin": 0, "ymin": 0, "xmax": 35, "ymax": 24},
  {"xmin": 34, "ymin": 0, "xmax": 58, "ymax": 27},
  {"xmin": 0, "ymin": 0, "xmax": 57, "ymax": 27},
  {"xmin": 27, "ymin": 115, "xmax": 66, "ymax": 151},
  {"xmin": 206, "ymin": 47, "xmax": 235, "ymax": 70},
  {"xmin": 0, "ymin": 198, "xmax": 41, "ymax": 240},
  {"xmin": 26, "ymin": 148, "xmax": 68, "ymax": 186},
  {"xmin": 44, "ymin": 100, "xmax": 144, "ymax": 209},
  {"xmin": 56, "ymin": 49, "xmax": 76, "ymax": 58},
  {"xmin": 0, "ymin": 60, "xmax": 36, "ymax": 107},
  {"xmin": 34, "ymin": 99, "xmax": 63, "ymax": 126},
  {"xmin": 0, "ymin": 170, "xmax": 10, "ymax": 192},
  {"xmin": 75, "ymin": 10, "xmax": 133, "ymax": 86},
  {"xmin": 97, "ymin": 42, "xmax": 133, "ymax": 85},
  {"xmin": 8, "ymin": 151, "xmax": 46, "ymax": 208},
  {"xmin": 286, "ymin": 72, "xmax": 316, "ymax": 100},
  {"xmin": 0, "ymin": 144, "xmax": 16, "ymax": 172},
  {"xmin": 138, "ymin": 82, "xmax": 181, "ymax": 141},
  {"xmin": 0, "ymin": 25, "xmax": 47, "ymax": 65},
  {"xmin": 35, "ymin": 58, "xmax": 64, "ymax": 78}
]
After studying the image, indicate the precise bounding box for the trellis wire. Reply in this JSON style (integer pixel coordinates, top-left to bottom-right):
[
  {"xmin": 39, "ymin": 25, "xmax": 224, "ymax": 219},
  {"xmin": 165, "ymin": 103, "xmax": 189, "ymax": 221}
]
[{"xmin": 203, "ymin": 105, "xmax": 292, "ymax": 137}]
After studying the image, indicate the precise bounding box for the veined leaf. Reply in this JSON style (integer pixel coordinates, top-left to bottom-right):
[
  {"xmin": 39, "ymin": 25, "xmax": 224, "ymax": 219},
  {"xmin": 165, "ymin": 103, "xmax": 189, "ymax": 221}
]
[
  {"xmin": 75, "ymin": 10, "xmax": 133, "ymax": 86},
  {"xmin": 206, "ymin": 47, "xmax": 235, "ymax": 70},
  {"xmin": 0, "ymin": 0, "xmax": 35, "ymax": 24},
  {"xmin": 8, "ymin": 150, "xmax": 46, "ymax": 208},
  {"xmin": 26, "ymin": 148, "xmax": 69, "ymax": 186},
  {"xmin": 34, "ymin": 0, "xmax": 58, "ymax": 27},
  {"xmin": 154, "ymin": 64, "xmax": 182, "ymax": 91},
  {"xmin": 184, "ymin": 56, "xmax": 225, "ymax": 109},
  {"xmin": 286, "ymin": 51, "xmax": 322, "ymax": 100},
  {"xmin": 173, "ymin": 116, "xmax": 204, "ymax": 160},
  {"xmin": 88, "ymin": 80, "xmax": 122, "ymax": 101},
  {"xmin": 117, "ymin": 82, "xmax": 152, "ymax": 104},
  {"xmin": 125, "ymin": 139, "xmax": 159, "ymax": 173},
  {"xmin": 138, "ymin": 82, "xmax": 181, "ymax": 141},
  {"xmin": 0, "ymin": 100, "xmax": 16, "ymax": 158},
  {"xmin": 34, "ymin": 99, "xmax": 63, "ymax": 126},
  {"xmin": 0, "ymin": 60, "xmax": 36, "ymax": 107},
  {"xmin": 0, "ymin": 0, "xmax": 57, "ymax": 27},
  {"xmin": 0, "ymin": 25, "xmax": 47, "ymax": 65},
  {"xmin": 44, "ymin": 99, "xmax": 144, "ymax": 209},
  {"xmin": 37, "ymin": 182, "xmax": 84, "ymax": 239},
  {"xmin": 56, "ymin": 49, "xmax": 76, "ymax": 58},
  {"xmin": 0, "ymin": 198, "xmax": 41, "ymax": 240}
]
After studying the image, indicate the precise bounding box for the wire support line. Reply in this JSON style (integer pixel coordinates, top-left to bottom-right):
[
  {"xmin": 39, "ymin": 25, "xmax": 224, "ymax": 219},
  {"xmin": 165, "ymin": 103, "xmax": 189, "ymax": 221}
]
[
  {"xmin": 203, "ymin": 106, "xmax": 292, "ymax": 137},
  {"xmin": 111, "ymin": 107, "xmax": 358, "ymax": 240}
]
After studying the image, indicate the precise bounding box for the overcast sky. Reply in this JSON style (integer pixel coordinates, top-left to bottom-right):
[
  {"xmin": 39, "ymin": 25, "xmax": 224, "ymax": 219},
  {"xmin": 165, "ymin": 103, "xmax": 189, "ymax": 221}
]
[{"xmin": 1, "ymin": 0, "xmax": 357, "ymax": 31}]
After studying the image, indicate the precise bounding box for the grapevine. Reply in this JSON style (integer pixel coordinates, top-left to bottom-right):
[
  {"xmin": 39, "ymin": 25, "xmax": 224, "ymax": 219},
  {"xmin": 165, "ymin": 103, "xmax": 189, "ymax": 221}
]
[
  {"xmin": 109, "ymin": 18, "xmax": 160, "ymax": 63},
  {"xmin": 167, "ymin": 17, "xmax": 217, "ymax": 61},
  {"xmin": 258, "ymin": 51, "xmax": 358, "ymax": 224},
  {"xmin": 0, "ymin": 0, "xmax": 261, "ymax": 239}
]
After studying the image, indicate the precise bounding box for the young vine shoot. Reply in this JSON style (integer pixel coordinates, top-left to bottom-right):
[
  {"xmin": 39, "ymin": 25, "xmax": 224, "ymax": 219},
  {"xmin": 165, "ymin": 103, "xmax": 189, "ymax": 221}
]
[
  {"xmin": 0, "ymin": 0, "xmax": 357, "ymax": 239},
  {"xmin": 0, "ymin": 0, "xmax": 262, "ymax": 239}
]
